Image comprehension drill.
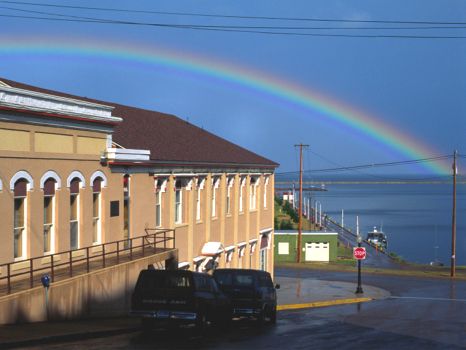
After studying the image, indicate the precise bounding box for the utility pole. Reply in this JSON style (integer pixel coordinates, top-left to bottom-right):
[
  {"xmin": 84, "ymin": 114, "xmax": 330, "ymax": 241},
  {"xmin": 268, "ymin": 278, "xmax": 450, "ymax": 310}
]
[
  {"xmin": 451, "ymin": 150, "xmax": 457, "ymax": 278},
  {"xmin": 295, "ymin": 143, "xmax": 309, "ymax": 263}
]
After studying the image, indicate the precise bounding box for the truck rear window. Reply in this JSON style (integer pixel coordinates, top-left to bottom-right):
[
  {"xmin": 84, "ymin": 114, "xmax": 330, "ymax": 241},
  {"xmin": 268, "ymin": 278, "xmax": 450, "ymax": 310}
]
[
  {"xmin": 215, "ymin": 271, "xmax": 254, "ymax": 287},
  {"xmin": 137, "ymin": 272, "xmax": 191, "ymax": 289}
]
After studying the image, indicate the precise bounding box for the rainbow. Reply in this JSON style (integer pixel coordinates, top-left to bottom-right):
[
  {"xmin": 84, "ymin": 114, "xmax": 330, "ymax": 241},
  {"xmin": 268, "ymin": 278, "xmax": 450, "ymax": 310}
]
[{"xmin": 0, "ymin": 36, "xmax": 450, "ymax": 174}]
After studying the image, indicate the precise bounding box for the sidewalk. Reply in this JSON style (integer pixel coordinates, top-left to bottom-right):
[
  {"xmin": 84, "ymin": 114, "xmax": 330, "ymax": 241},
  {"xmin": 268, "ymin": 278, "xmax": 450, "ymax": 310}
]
[
  {"xmin": 276, "ymin": 276, "xmax": 390, "ymax": 310},
  {"xmin": 0, "ymin": 276, "xmax": 390, "ymax": 348}
]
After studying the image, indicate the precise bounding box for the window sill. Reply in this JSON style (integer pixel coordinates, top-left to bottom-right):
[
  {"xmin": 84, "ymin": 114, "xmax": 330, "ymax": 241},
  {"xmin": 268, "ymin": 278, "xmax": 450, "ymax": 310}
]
[{"xmin": 175, "ymin": 223, "xmax": 189, "ymax": 229}]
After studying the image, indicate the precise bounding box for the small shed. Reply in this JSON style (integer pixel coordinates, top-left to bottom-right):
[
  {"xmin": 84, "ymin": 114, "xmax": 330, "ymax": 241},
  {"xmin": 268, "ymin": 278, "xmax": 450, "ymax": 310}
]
[{"xmin": 274, "ymin": 230, "xmax": 338, "ymax": 263}]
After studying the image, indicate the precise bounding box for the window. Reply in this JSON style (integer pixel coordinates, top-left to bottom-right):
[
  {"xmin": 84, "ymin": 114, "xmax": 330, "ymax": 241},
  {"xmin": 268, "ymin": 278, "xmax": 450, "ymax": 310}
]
[
  {"xmin": 239, "ymin": 177, "xmax": 245, "ymax": 213},
  {"xmin": 249, "ymin": 178, "xmax": 257, "ymax": 210},
  {"xmin": 226, "ymin": 178, "xmax": 233, "ymax": 215},
  {"xmin": 211, "ymin": 181, "xmax": 217, "ymax": 218},
  {"xmin": 196, "ymin": 180, "xmax": 202, "ymax": 221},
  {"xmin": 92, "ymin": 178, "xmax": 102, "ymax": 244},
  {"xmin": 259, "ymin": 239, "xmax": 268, "ymax": 271},
  {"xmin": 70, "ymin": 178, "xmax": 80, "ymax": 250},
  {"xmin": 14, "ymin": 179, "xmax": 28, "ymax": 259},
  {"xmin": 43, "ymin": 178, "xmax": 56, "ymax": 254},
  {"xmin": 264, "ymin": 176, "xmax": 269, "ymax": 208},
  {"xmin": 226, "ymin": 185, "xmax": 231, "ymax": 214},
  {"xmin": 278, "ymin": 242, "xmax": 289, "ymax": 255},
  {"xmin": 155, "ymin": 178, "xmax": 166, "ymax": 227},
  {"xmin": 123, "ymin": 175, "xmax": 130, "ymax": 245},
  {"xmin": 155, "ymin": 190, "xmax": 162, "ymax": 227},
  {"xmin": 175, "ymin": 180, "xmax": 182, "ymax": 224}
]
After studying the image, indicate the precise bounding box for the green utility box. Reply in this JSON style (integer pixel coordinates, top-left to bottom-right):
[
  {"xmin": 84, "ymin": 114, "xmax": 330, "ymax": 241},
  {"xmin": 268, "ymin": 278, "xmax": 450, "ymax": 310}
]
[{"xmin": 274, "ymin": 230, "xmax": 338, "ymax": 263}]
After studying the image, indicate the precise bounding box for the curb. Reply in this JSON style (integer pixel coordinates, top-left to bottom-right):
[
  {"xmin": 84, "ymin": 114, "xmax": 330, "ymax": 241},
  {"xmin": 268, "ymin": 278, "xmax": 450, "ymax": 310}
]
[{"xmin": 277, "ymin": 297, "xmax": 373, "ymax": 311}]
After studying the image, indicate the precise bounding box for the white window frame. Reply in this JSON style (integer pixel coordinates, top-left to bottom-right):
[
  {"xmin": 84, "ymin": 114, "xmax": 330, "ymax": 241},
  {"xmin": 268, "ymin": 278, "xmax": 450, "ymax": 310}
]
[
  {"xmin": 211, "ymin": 186, "xmax": 217, "ymax": 218},
  {"xmin": 11, "ymin": 173, "xmax": 33, "ymax": 261},
  {"xmin": 175, "ymin": 185, "xmax": 183, "ymax": 224},
  {"xmin": 155, "ymin": 190, "xmax": 162, "ymax": 227},
  {"xmin": 249, "ymin": 180, "xmax": 257, "ymax": 210},
  {"xmin": 70, "ymin": 191, "xmax": 80, "ymax": 251},
  {"xmin": 14, "ymin": 194, "xmax": 27, "ymax": 260},
  {"xmin": 226, "ymin": 177, "xmax": 234, "ymax": 215},
  {"xmin": 43, "ymin": 193, "xmax": 55, "ymax": 254},
  {"xmin": 239, "ymin": 177, "xmax": 246, "ymax": 213},
  {"xmin": 92, "ymin": 189, "xmax": 102, "ymax": 245},
  {"xmin": 211, "ymin": 177, "xmax": 220, "ymax": 218},
  {"xmin": 264, "ymin": 176, "xmax": 269, "ymax": 209}
]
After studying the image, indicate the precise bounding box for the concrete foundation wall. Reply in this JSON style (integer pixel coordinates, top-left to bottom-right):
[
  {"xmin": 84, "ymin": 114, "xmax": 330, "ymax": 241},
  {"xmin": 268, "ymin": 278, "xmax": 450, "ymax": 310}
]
[{"xmin": 0, "ymin": 250, "xmax": 178, "ymax": 325}]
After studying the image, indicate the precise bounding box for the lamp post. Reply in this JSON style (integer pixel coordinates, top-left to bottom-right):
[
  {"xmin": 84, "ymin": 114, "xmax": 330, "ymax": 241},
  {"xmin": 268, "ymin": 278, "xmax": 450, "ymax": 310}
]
[
  {"xmin": 355, "ymin": 234, "xmax": 364, "ymax": 294},
  {"xmin": 319, "ymin": 202, "xmax": 322, "ymax": 227}
]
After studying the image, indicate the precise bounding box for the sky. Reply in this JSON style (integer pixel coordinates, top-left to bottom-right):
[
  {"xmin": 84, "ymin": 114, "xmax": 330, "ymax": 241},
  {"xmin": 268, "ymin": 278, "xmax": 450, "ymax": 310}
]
[{"xmin": 2, "ymin": 0, "xmax": 466, "ymax": 177}]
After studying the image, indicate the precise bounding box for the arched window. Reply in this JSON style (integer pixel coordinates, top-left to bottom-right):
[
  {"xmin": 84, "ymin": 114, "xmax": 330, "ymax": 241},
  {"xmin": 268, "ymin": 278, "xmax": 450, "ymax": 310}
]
[
  {"xmin": 43, "ymin": 178, "xmax": 56, "ymax": 254},
  {"xmin": 13, "ymin": 179, "xmax": 29, "ymax": 259},
  {"xmin": 92, "ymin": 177, "xmax": 102, "ymax": 244},
  {"xmin": 69, "ymin": 178, "xmax": 81, "ymax": 250}
]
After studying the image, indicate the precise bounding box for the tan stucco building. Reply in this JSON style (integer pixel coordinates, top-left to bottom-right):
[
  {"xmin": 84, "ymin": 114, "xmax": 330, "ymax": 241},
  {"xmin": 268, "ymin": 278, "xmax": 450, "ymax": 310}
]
[{"xmin": 0, "ymin": 78, "xmax": 278, "ymax": 282}]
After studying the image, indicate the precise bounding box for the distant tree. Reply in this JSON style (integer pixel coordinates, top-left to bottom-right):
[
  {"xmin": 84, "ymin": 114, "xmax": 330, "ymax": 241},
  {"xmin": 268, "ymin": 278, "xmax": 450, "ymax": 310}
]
[
  {"xmin": 282, "ymin": 201, "xmax": 298, "ymax": 222},
  {"xmin": 279, "ymin": 220, "xmax": 293, "ymax": 230}
]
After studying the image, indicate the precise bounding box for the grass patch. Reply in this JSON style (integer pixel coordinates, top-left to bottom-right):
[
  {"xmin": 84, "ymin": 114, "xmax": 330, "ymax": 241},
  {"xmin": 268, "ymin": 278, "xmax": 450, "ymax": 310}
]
[{"xmin": 276, "ymin": 261, "xmax": 466, "ymax": 280}]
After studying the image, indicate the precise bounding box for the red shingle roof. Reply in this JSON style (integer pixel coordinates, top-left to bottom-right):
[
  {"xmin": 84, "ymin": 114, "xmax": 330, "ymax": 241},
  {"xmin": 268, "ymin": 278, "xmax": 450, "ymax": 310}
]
[{"xmin": 0, "ymin": 77, "xmax": 278, "ymax": 169}]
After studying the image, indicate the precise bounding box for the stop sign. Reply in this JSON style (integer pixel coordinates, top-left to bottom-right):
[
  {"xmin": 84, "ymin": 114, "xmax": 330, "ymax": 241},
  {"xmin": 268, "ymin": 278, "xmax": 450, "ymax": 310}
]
[{"xmin": 353, "ymin": 247, "xmax": 366, "ymax": 260}]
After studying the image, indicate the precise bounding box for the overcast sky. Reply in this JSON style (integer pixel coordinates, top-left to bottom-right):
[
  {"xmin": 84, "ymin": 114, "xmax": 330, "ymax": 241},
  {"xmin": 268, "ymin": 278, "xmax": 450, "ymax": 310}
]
[{"xmin": 2, "ymin": 0, "xmax": 466, "ymax": 177}]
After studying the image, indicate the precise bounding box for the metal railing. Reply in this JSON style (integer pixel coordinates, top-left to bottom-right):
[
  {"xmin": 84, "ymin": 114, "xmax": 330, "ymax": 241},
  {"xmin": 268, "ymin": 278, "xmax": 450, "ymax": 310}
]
[{"xmin": 0, "ymin": 228, "xmax": 175, "ymax": 295}]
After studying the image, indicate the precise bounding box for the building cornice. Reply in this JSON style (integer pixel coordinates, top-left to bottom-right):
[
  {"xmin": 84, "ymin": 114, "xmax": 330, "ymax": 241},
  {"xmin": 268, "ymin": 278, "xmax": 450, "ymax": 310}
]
[{"xmin": 0, "ymin": 86, "xmax": 122, "ymax": 125}]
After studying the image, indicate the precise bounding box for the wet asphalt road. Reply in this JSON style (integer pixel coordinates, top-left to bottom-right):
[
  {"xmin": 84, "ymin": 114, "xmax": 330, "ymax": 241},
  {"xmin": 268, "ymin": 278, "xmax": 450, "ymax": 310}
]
[{"xmin": 17, "ymin": 268, "xmax": 466, "ymax": 349}]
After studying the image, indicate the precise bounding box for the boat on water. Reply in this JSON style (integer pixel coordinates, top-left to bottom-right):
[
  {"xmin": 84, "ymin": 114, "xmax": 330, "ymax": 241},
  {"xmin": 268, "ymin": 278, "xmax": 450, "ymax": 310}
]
[{"xmin": 366, "ymin": 226, "xmax": 388, "ymax": 250}]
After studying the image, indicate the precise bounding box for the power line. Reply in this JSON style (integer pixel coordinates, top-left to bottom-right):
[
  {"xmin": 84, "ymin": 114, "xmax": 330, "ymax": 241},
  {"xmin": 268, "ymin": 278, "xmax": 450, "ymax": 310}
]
[
  {"xmin": 2, "ymin": 4, "xmax": 466, "ymax": 39},
  {"xmin": 3, "ymin": 13, "xmax": 466, "ymax": 39},
  {"xmin": 2, "ymin": 0, "xmax": 466, "ymax": 26},
  {"xmin": 276, "ymin": 155, "xmax": 452, "ymax": 175}
]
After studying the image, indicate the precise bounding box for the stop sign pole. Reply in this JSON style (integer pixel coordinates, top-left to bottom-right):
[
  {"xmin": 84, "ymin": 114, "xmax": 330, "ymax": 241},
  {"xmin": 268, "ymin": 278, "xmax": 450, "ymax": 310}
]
[{"xmin": 354, "ymin": 236, "xmax": 365, "ymax": 294}]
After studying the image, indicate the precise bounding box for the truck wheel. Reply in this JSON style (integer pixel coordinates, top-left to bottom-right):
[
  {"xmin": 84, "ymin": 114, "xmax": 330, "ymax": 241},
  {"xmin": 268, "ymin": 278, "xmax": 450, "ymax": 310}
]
[
  {"xmin": 270, "ymin": 307, "xmax": 277, "ymax": 324},
  {"xmin": 258, "ymin": 307, "xmax": 266, "ymax": 325},
  {"xmin": 195, "ymin": 313, "xmax": 207, "ymax": 332},
  {"xmin": 141, "ymin": 318, "xmax": 154, "ymax": 332}
]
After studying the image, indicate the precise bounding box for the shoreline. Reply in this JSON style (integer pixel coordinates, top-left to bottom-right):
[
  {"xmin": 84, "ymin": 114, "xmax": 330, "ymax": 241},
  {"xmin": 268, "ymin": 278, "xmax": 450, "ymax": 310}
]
[{"xmin": 276, "ymin": 181, "xmax": 461, "ymax": 185}]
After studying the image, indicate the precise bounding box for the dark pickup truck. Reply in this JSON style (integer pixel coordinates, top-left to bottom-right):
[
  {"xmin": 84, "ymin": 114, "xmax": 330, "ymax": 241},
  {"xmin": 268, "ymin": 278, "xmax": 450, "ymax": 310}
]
[
  {"xmin": 130, "ymin": 269, "xmax": 231, "ymax": 330},
  {"xmin": 213, "ymin": 268, "xmax": 279, "ymax": 324}
]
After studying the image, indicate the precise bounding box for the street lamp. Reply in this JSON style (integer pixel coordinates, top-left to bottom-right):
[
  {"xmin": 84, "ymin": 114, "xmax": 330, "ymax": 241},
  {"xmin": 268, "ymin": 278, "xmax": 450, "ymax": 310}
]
[
  {"xmin": 319, "ymin": 202, "xmax": 322, "ymax": 227},
  {"xmin": 355, "ymin": 234, "xmax": 364, "ymax": 294}
]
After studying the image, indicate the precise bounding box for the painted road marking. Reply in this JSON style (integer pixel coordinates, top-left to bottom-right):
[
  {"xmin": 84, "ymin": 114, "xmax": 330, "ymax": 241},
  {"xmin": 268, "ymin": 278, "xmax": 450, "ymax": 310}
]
[
  {"xmin": 390, "ymin": 296, "xmax": 466, "ymax": 302},
  {"xmin": 278, "ymin": 297, "xmax": 373, "ymax": 311}
]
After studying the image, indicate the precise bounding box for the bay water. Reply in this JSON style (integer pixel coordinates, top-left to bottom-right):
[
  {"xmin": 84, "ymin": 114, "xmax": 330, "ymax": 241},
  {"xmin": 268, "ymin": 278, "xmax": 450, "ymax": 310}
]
[{"xmin": 304, "ymin": 182, "xmax": 466, "ymax": 266}]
